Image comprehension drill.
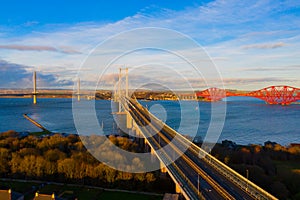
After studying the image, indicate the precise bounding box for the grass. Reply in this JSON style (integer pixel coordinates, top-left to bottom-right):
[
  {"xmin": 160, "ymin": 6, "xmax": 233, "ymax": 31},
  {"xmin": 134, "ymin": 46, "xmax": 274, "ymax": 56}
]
[
  {"xmin": 29, "ymin": 131, "xmax": 51, "ymax": 136},
  {"xmin": 75, "ymin": 188, "xmax": 103, "ymax": 199},
  {"xmin": 37, "ymin": 183, "xmax": 162, "ymax": 200},
  {"xmin": 39, "ymin": 184, "xmax": 63, "ymax": 194},
  {"xmin": 0, "ymin": 180, "xmax": 163, "ymax": 200},
  {"xmin": 0, "ymin": 180, "xmax": 39, "ymax": 193},
  {"xmin": 0, "ymin": 180, "xmax": 40, "ymax": 200},
  {"xmin": 99, "ymin": 191, "xmax": 162, "ymax": 200}
]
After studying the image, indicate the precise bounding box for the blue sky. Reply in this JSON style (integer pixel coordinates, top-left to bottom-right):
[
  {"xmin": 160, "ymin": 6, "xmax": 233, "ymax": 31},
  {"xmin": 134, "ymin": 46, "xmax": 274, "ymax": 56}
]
[
  {"xmin": 0, "ymin": 0, "xmax": 208, "ymax": 26},
  {"xmin": 0, "ymin": 0, "xmax": 299, "ymax": 90}
]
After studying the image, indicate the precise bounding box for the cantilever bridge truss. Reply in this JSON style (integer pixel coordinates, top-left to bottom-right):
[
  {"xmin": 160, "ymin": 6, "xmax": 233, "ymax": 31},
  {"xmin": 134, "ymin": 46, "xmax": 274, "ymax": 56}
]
[{"xmin": 196, "ymin": 85, "xmax": 300, "ymax": 105}]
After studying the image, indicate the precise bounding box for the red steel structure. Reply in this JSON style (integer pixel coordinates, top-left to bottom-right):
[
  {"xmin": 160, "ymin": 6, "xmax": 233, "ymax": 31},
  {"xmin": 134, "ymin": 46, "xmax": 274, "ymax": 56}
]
[
  {"xmin": 196, "ymin": 87, "xmax": 236, "ymax": 102},
  {"xmin": 196, "ymin": 85, "xmax": 300, "ymax": 105}
]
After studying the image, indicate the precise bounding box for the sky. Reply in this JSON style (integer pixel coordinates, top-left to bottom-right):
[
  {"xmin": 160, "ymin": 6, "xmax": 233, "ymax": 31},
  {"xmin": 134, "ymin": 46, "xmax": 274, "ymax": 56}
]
[{"xmin": 0, "ymin": 0, "xmax": 299, "ymax": 90}]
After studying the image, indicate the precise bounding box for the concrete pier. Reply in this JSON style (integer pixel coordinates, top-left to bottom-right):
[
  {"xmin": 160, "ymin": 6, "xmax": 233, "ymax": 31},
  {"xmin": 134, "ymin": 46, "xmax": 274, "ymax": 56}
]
[{"xmin": 23, "ymin": 114, "xmax": 49, "ymax": 132}]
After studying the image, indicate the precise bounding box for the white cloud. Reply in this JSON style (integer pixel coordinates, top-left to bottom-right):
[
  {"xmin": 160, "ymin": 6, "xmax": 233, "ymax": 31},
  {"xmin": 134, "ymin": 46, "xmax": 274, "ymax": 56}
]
[
  {"xmin": 0, "ymin": 44, "xmax": 81, "ymax": 54},
  {"xmin": 242, "ymin": 42, "xmax": 287, "ymax": 50},
  {"xmin": 0, "ymin": 0, "xmax": 299, "ymax": 89}
]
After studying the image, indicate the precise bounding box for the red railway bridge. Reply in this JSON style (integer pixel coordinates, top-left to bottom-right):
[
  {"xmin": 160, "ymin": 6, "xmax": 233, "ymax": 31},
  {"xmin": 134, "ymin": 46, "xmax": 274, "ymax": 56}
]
[{"xmin": 196, "ymin": 85, "xmax": 300, "ymax": 105}]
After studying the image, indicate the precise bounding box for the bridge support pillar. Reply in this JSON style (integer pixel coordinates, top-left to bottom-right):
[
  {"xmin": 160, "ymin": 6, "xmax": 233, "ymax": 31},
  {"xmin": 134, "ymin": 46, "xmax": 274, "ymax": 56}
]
[
  {"xmin": 33, "ymin": 71, "xmax": 37, "ymax": 104},
  {"xmin": 136, "ymin": 130, "xmax": 144, "ymax": 149},
  {"xmin": 144, "ymin": 139, "xmax": 150, "ymax": 152},
  {"xmin": 33, "ymin": 95, "xmax": 37, "ymax": 104},
  {"xmin": 150, "ymin": 147, "xmax": 156, "ymax": 163},
  {"xmin": 175, "ymin": 183, "xmax": 181, "ymax": 194},
  {"xmin": 126, "ymin": 112, "xmax": 132, "ymax": 129},
  {"xmin": 134, "ymin": 125, "xmax": 139, "ymax": 137},
  {"xmin": 131, "ymin": 127, "xmax": 136, "ymax": 138}
]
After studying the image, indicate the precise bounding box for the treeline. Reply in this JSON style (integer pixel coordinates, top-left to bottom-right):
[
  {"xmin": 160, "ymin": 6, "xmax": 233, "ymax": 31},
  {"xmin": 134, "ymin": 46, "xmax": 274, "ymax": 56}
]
[
  {"xmin": 0, "ymin": 131, "xmax": 156, "ymax": 191},
  {"xmin": 212, "ymin": 142, "xmax": 300, "ymax": 199}
]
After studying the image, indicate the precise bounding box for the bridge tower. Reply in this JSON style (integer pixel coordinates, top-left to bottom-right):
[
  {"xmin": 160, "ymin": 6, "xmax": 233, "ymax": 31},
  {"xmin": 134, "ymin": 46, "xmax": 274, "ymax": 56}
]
[
  {"xmin": 113, "ymin": 67, "xmax": 132, "ymax": 134},
  {"xmin": 33, "ymin": 71, "xmax": 37, "ymax": 104},
  {"xmin": 77, "ymin": 78, "xmax": 81, "ymax": 101},
  {"xmin": 118, "ymin": 68, "xmax": 122, "ymax": 112},
  {"xmin": 125, "ymin": 67, "xmax": 129, "ymax": 98},
  {"xmin": 116, "ymin": 67, "xmax": 129, "ymax": 112}
]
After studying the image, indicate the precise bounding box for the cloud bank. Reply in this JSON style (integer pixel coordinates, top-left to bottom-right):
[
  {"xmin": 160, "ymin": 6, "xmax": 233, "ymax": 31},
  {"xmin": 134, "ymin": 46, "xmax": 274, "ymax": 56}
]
[
  {"xmin": 0, "ymin": 0, "xmax": 299, "ymax": 89},
  {"xmin": 0, "ymin": 44, "xmax": 81, "ymax": 54},
  {"xmin": 242, "ymin": 42, "xmax": 287, "ymax": 50},
  {"xmin": 0, "ymin": 60, "xmax": 73, "ymax": 88}
]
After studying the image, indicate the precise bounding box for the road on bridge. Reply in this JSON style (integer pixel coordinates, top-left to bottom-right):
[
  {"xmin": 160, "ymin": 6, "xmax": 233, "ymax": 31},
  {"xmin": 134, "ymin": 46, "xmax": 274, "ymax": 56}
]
[{"xmin": 124, "ymin": 97, "xmax": 277, "ymax": 200}]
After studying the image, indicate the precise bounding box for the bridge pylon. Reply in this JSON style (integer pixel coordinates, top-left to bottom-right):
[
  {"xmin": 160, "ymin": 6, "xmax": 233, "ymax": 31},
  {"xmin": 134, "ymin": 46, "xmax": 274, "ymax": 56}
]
[
  {"xmin": 113, "ymin": 68, "xmax": 130, "ymax": 133},
  {"xmin": 115, "ymin": 67, "xmax": 129, "ymax": 113},
  {"xmin": 33, "ymin": 71, "xmax": 37, "ymax": 104},
  {"xmin": 77, "ymin": 78, "xmax": 80, "ymax": 101}
]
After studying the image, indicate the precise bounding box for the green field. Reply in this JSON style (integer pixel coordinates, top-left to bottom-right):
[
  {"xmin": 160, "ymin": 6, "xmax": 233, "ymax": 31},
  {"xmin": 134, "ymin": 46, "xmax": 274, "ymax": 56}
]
[
  {"xmin": 28, "ymin": 130, "xmax": 51, "ymax": 136},
  {"xmin": 0, "ymin": 180, "xmax": 163, "ymax": 200},
  {"xmin": 39, "ymin": 184, "xmax": 162, "ymax": 200},
  {"xmin": 98, "ymin": 191, "xmax": 162, "ymax": 200},
  {"xmin": 0, "ymin": 180, "xmax": 39, "ymax": 193}
]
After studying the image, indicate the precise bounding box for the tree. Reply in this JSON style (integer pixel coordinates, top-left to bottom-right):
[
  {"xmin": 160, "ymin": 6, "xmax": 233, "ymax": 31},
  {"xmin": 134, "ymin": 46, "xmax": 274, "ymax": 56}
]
[
  {"xmin": 270, "ymin": 181, "xmax": 289, "ymax": 199},
  {"xmin": 0, "ymin": 130, "xmax": 18, "ymax": 138},
  {"xmin": 103, "ymin": 165, "xmax": 117, "ymax": 184},
  {"xmin": 0, "ymin": 147, "xmax": 10, "ymax": 174},
  {"xmin": 145, "ymin": 173, "xmax": 156, "ymax": 183},
  {"xmin": 18, "ymin": 148, "xmax": 40, "ymax": 157},
  {"xmin": 44, "ymin": 149, "xmax": 66, "ymax": 162},
  {"xmin": 10, "ymin": 153, "xmax": 22, "ymax": 175},
  {"xmin": 116, "ymin": 171, "xmax": 133, "ymax": 181},
  {"xmin": 57, "ymin": 158, "xmax": 77, "ymax": 179}
]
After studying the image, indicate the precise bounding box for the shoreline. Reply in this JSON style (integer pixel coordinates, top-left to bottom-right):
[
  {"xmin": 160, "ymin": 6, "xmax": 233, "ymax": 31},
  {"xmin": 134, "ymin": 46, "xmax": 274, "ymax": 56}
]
[
  {"xmin": 0, "ymin": 96, "xmax": 299, "ymax": 105},
  {"xmin": 5, "ymin": 129, "xmax": 300, "ymax": 148}
]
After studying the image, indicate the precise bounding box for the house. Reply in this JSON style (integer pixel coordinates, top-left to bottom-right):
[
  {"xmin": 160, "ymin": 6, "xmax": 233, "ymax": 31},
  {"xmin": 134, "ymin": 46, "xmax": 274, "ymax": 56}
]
[
  {"xmin": 34, "ymin": 192, "xmax": 56, "ymax": 200},
  {"xmin": 0, "ymin": 189, "xmax": 24, "ymax": 200}
]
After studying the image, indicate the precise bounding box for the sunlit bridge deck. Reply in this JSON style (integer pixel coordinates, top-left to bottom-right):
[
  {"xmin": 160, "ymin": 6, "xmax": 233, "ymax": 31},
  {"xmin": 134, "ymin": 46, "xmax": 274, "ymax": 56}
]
[{"xmin": 121, "ymin": 97, "xmax": 278, "ymax": 200}]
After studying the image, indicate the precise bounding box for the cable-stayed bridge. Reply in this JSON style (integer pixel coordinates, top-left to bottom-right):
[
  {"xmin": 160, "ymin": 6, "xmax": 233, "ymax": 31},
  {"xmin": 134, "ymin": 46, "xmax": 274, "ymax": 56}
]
[
  {"xmin": 119, "ymin": 96, "xmax": 277, "ymax": 200},
  {"xmin": 112, "ymin": 68, "xmax": 278, "ymax": 200}
]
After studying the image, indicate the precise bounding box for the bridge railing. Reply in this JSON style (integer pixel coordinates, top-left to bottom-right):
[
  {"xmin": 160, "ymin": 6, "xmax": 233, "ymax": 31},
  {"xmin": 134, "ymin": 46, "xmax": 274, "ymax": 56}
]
[
  {"xmin": 130, "ymin": 99, "xmax": 278, "ymax": 200},
  {"xmin": 163, "ymin": 121, "xmax": 277, "ymax": 200},
  {"xmin": 127, "ymin": 106, "xmax": 204, "ymax": 200},
  {"xmin": 197, "ymin": 148, "xmax": 277, "ymax": 200}
]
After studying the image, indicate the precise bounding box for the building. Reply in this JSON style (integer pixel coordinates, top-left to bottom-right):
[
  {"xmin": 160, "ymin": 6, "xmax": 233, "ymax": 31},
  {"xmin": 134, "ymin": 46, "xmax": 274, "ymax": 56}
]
[
  {"xmin": 34, "ymin": 192, "xmax": 56, "ymax": 200},
  {"xmin": 178, "ymin": 93, "xmax": 197, "ymax": 100},
  {"xmin": 0, "ymin": 189, "xmax": 24, "ymax": 200}
]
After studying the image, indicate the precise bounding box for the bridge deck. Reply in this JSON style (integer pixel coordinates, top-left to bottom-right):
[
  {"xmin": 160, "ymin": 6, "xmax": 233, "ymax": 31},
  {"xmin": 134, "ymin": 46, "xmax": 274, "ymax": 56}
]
[{"xmin": 123, "ymin": 97, "xmax": 278, "ymax": 200}]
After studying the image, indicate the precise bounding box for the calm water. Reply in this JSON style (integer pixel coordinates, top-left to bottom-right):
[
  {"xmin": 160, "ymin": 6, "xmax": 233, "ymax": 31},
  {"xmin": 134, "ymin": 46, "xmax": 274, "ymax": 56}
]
[{"xmin": 0, "ymin": 98, "xmax": 299, "ymax": 145}]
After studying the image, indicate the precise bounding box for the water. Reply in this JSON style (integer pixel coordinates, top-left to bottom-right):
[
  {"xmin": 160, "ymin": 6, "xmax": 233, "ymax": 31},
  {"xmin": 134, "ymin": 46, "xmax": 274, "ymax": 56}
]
[{"xmin": 0, "ymin": 98, "xmax": 299, "ymax": 145}]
